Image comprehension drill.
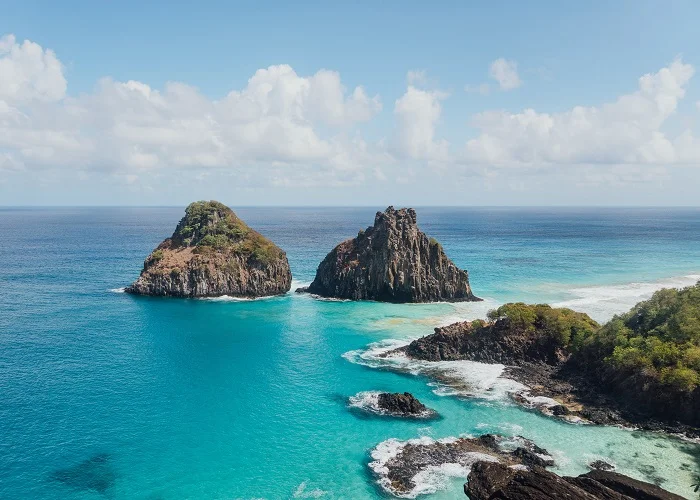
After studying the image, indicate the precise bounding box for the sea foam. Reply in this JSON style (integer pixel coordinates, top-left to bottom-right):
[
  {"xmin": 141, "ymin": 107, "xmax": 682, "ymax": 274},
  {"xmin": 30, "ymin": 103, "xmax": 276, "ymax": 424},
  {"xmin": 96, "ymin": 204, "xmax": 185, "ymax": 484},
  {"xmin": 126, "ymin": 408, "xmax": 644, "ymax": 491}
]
[
  {"xmin": 553, "ymin": 273, "xmax": 700, "ymax": 322},
  {"xmin": 343, "ymin": 340, "xmax": 525, "ymax": 401},
  {"xmin": 368, "ymin": 436, "xmax": 498, "ymax": 498}
]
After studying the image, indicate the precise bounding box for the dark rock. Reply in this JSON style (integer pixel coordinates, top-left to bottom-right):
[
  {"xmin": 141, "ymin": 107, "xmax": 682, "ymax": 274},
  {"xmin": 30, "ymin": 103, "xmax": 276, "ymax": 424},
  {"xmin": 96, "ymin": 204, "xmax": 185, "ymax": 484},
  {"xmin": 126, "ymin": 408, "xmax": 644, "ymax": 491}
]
[
  {"xmin": 51, "ymin": 453, "xmax": 116, "ymax": 495},
  {"xmin": 376, "ymin": 392, "xmax": 435, "ymax": 417},
  {"xmin": 302, "ymin": 206, "xmax": 479, "ymax": 302},
  {"xmin": 402, "ymin": 318, "xmax": 569, "ymax": 365},
  {"xmin": 370, "ymin": 434, "xmax": 550, "ymax": 497},
  {"xmin": 564, "ymin": 477, "xmax": 631, "ymax": 499},
  {"xmin": 512, "ymin": 447, "xmax": 554, "ymax": 467},
  {"xmin": 589, "ymin": 460, "xmax": 615, "ymax": 471},
  {"xmin": 465, "ymin": 461, "xmax": 599, "ymax": 499},
  {"xmin": 579, "ymin": 470, "xmax": 684, "ymax": 500},
  {"xmin": 551, "ymin": 404, "xmax": 570, "ymax": 416},
  {"xmin": 465, "ymin": 461, "xmax": 684, "ymax": 499},
  {"xmin": 126, "ymin": 201, "xmax": 291, "ymax": 298}
]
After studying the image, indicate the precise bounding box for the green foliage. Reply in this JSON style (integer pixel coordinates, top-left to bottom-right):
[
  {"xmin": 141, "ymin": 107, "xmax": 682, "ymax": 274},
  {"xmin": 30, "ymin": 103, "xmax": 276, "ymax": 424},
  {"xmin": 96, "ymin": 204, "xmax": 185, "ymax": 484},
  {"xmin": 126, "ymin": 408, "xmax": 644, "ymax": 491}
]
[
  {"xmin": 486, "ymin": 302, "xmax": 599, "ymax": 350},
  {"xmin": 150, "ymin": 249, "xmax": 164, "ymax": 261},
  {"xmin": 170, "ymin": 200, "xmax": 282, "ymax": 263},
  {"xmin": 660, "ymin": 366, "xmax": 700, "ymax": 393},
  {"xmin": 584, "ymin": 282, "xmax": 700, "ymax": 392},
  {"xmin": 429, "ymin": 237, "xmax": 441, "ymax": 248},
  {"xmin": 470, "ymin": 319, "xmax": 486, "ymax": 330}
]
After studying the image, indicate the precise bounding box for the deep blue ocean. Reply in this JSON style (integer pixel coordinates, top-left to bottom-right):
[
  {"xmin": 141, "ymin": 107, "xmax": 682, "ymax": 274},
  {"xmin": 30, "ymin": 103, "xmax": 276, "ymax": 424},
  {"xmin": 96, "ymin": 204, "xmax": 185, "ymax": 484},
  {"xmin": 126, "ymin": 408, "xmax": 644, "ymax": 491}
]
[{"xmin": 1, "ymin": 207, "xmax": 700, "ymax": 499}]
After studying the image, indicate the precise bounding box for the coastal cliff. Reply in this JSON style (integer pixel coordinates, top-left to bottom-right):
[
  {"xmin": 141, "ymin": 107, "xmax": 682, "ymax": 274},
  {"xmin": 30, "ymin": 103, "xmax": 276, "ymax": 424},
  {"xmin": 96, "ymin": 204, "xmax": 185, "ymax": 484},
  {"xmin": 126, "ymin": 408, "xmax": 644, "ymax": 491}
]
[
  {"xmin": 397, "ymin": 291, "xmax": 700, "ymax": 434},
  {"xmin": 126, "ymin": 201, "xmax": 291, "ymax": 298},
  {"xmin": 300, "ymin": 206, "xmax": 479, "ymax": 302}
]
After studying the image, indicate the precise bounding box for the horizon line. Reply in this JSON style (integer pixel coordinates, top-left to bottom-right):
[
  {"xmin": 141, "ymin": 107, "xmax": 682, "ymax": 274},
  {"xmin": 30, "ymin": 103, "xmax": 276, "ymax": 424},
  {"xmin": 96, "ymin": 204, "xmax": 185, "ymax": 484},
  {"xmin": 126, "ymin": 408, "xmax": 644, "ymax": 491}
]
[{"xmin": 2, "ymin": 204, "xmax": 700, "ymax": 209}]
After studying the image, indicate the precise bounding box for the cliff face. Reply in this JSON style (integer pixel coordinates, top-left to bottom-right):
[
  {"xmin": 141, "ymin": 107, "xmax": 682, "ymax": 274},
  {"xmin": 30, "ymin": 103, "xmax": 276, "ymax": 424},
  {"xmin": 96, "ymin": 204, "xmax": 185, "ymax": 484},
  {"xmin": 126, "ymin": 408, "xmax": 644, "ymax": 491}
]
[
  {"xmin": 302, "ymin": 206, "xmax": 479, "ymax": 303},
  {"xmin": 126, "ymin": 201, "xmax": 291, "ymax": 298}
]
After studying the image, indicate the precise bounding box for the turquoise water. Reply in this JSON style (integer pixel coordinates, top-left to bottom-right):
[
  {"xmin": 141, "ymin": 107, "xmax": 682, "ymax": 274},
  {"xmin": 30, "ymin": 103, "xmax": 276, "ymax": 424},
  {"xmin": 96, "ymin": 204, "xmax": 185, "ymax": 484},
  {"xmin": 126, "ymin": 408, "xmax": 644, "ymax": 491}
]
[{"xmin": 1, "ymin": 207, "xmax": 700, "ymax": 499}]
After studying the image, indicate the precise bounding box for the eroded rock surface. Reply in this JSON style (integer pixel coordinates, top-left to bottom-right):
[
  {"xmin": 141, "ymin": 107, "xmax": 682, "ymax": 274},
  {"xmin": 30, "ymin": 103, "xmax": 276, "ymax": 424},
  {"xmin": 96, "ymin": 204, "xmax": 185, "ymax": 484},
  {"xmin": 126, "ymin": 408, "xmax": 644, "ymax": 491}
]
[
  {"xmin": 369, "ymin": 434, "xmax": 553, "ymax": 497},
  {"xmin": 126, "ymin": 201, "xmax": 291, "ymax": 298},
  {"xmin": 300, "ymin": 206, "xmax": 479, "ymax": 302},
  {"xmin": 376, "ymin": 392, "xmax": 436, "ymax": 418},
  {"xmin": 465, "ymin": 462, "xmax": 685, "ymax": 500}
]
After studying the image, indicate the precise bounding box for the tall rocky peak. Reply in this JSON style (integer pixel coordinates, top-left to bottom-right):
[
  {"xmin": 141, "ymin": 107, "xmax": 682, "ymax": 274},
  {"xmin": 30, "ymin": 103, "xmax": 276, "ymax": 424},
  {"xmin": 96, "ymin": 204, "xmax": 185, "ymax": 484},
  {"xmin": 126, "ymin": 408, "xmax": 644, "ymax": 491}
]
[
  {"xmin": 126, "ymin": 201, "xmax": 291, "ymax": 298},
  {"xmin": 300, "ymin": 206, "xmax": 479, "ymax": 303}
]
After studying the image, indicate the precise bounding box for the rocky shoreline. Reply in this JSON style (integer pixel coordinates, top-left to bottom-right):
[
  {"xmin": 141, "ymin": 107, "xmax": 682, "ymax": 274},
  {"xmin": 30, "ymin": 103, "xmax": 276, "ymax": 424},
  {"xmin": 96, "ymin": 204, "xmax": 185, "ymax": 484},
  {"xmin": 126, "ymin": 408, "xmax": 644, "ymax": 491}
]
[
  {"xmin": 369, "ymin": 434, "xmax": 555, "ymax": 497},
  {"xmin": 504, "ymin": 361, "xmax": 700, "ymax": 437},
  {"xmin": 393, "ymin": 303, "xmax": 700, "ymax": 438}
]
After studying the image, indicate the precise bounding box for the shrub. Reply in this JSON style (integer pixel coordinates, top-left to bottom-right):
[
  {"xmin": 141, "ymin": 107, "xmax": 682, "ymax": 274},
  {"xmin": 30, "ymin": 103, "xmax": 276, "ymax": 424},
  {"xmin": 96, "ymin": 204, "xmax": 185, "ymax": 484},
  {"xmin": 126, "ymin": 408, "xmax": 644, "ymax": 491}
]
[
  {"xmin": 486, "ymin": 303, "xmax": 598, "ymax": 350},
  {"xmin": 660, "ymin": 366, "xmax": 700, "ymax": 393}
]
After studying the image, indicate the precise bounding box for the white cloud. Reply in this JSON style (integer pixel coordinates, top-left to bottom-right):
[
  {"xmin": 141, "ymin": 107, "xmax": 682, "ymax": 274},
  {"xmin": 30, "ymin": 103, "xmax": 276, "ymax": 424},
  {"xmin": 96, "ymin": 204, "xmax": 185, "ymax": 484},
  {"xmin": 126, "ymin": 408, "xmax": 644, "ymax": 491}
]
[
  {"xmin": 0, "ymin": 34, "xmax": 66, "ymax": 103},
  {"xmin": 2, "ymin": 33, "xmax": 700, "ymax": 196},
  {"xmin": 0, "ymin": 35, "xmax": 384, "ymax": 185},
  {"xmin": 465, "ymin": 57, "xmax": 699, "ymax": 168},
  {"xmin": 489, "ymin": 58, "xmax": 522, "ymax": 90},
  {"xmin": 393, "ymin": 84, "xmax": 449, "ymax": 162}
]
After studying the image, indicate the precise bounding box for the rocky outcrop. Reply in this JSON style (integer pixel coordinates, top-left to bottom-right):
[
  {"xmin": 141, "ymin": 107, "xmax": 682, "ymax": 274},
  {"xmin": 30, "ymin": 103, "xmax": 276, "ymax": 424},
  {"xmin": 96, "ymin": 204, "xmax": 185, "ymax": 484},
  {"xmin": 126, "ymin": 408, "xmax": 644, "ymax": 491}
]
[
  {"xmin": 394, "ymin": 302, "xmax": 700, "ymax": 435},
  {"xmin": 299, "ymin": 206, "xmax": 479, "ymax": 302},
  {"xmin": 464, "ymin": 462, "xmax": 685, "ymax": 500},
  {"xmin": 369, "ymin": 434, "xmax": 555, "ymax": 498},
  {"xmin": 126, "ymin": 201, "xmax": 291, "ymax": 298},
  {"xmin": 403, "ymin": 318, "xmax": 571, "ymax": 365},
  {"xmin": 376, "ymin": 392, "xmax": 436, "ymax": 418}
]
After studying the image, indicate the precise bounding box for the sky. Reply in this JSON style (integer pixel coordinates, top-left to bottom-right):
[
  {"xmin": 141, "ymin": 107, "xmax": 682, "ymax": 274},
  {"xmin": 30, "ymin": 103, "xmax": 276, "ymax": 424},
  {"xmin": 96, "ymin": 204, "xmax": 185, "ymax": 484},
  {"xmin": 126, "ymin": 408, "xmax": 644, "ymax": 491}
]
[{"xmin": 1, "ymin": 1, "xmax": 700, "ymax": 206}]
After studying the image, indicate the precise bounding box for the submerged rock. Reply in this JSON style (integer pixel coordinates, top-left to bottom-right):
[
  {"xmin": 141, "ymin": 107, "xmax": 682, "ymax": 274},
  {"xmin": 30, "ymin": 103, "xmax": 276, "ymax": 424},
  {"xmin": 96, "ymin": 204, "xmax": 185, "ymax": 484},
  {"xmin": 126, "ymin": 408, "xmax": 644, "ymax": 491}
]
[
  {"xmin": 589, "ymin": 460, "xmax": 615, "ymax": 472},
  {"xmin": 126, "ymin": 201, "xmax": 291, "ymax": 298},
  {"xmin": 51, "ymin": 453, "xmax": 116, "ymax": 495},
  {"xmin": 369, "ymin": 434, "xmax": 553, "ymax": 497},
  {"xmin": 299, "ymin": 206, "xmax": 479, "ymax": 302},
  {"xmin": 376, "ymin": 392, "xmax": 437, "ymax": 418},
  {"xmin": 465, "ymin": 461, "xmax": 685, "ymax": 500}
]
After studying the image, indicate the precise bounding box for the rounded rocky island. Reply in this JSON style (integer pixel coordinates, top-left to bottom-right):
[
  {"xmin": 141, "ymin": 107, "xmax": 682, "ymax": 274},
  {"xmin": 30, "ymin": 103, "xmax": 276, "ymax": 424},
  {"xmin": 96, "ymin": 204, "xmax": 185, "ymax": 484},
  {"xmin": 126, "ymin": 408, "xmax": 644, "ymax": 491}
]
[{"xmin": 126, "ymin": 201, "xmax": 291, "ymax": 298}]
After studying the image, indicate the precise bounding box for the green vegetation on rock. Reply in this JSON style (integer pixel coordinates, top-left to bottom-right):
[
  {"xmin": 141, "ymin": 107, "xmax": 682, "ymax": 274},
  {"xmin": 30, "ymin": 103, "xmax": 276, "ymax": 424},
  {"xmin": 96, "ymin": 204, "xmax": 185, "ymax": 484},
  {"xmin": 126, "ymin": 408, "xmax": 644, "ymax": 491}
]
[
  {"xmin": 582, "ymin": 283, "xmax": 700, "ymax": 392},
  {"xmin": 486, "ymin": 302, "xmax": 600, "ymax": 350},
  {"xmin": 485, "ymin": 286, "xmax": 700, "ymax": 393},
  {"xmin": 173, "ymin": 201, "xmax": 283, "ymax": 264}
]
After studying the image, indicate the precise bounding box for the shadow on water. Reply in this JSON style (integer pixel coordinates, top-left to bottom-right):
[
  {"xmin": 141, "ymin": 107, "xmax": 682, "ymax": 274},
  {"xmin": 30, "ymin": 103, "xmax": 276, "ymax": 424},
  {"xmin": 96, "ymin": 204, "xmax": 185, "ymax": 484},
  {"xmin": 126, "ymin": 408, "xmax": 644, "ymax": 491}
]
[{"xmin": 50, "ymin": 453, "xmax": 116, "ymax": 497}]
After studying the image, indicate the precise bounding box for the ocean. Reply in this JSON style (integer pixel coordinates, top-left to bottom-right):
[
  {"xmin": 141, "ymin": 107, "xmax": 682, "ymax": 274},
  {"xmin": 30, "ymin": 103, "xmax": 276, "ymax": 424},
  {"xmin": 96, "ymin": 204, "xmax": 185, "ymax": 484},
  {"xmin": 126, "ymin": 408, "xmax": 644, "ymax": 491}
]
[{"xmin": 1, "ymin": 206, "xmax": 699, "ymax": 499}]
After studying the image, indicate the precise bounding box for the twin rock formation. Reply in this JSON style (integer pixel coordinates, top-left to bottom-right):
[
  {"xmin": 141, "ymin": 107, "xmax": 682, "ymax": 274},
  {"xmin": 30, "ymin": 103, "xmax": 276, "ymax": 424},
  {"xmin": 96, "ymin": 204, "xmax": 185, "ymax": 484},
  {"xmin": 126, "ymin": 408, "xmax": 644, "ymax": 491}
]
[{"xmin": 127, "ymin": 203, "xmax": 477, "ymax": 302}]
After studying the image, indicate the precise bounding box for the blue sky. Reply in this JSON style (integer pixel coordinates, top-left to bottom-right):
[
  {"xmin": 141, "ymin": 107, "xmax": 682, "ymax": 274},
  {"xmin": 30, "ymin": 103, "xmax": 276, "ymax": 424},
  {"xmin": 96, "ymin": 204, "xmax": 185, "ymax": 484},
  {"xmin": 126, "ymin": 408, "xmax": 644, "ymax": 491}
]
[{"xmin": 1, "ymin": 1, "xmax": 700, "ymax": 205}]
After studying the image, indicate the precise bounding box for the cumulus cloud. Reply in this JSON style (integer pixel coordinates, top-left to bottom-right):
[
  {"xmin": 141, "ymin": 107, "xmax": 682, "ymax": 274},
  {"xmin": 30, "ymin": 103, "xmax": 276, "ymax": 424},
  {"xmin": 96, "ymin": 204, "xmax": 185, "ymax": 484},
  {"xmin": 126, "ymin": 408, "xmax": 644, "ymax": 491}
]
[
  {"xmin": 393, "ymin": 85, "xmax": 449, "ymax": 162},
  {"xmin": 465, "ymin": 57, "xmax": 699, "ymax": 168},
  {"xmin": 489, "ymin": 58, "xmax": 521, "ymax": 90},
  {"xmin": 2, "ymin": 33, "xmax": 700, "ymax": 194},
  {"xmin": 0, "ymin": 34, "xmax": 66, "ymax": 103},
  {"xmin": 0, "ymin": 35, "xmax": 383, "ymax": 185}
]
